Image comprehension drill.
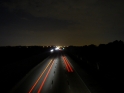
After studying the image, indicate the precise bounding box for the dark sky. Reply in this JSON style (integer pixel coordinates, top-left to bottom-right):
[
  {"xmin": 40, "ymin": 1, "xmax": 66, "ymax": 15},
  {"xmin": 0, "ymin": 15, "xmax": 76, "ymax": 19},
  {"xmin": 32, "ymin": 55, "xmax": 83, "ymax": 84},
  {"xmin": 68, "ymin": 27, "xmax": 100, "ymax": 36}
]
[{"xmin": 0, "ymin": 0, "xmax": 124, "ymax": 46}]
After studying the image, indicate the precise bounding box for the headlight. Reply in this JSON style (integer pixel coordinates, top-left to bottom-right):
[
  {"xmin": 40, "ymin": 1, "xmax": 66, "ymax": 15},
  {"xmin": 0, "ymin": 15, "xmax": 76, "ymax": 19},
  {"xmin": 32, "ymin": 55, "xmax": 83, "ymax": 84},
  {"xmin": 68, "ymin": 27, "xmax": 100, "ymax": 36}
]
[{"xmin": 50, "ymin": 49, "xmax": 54, "ymax": 52}]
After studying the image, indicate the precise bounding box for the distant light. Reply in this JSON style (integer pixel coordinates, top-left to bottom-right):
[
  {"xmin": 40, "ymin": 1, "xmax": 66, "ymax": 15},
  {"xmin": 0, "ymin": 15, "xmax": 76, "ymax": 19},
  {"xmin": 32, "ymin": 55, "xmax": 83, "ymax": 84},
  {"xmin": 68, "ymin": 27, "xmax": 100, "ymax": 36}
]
[
  {"xmin": 50, "ymin": 49, "xmax": 54, "ymax": 52},
  {"xmin": 55, "ymin": 47, "xmax": 59, "ymax": 50}
]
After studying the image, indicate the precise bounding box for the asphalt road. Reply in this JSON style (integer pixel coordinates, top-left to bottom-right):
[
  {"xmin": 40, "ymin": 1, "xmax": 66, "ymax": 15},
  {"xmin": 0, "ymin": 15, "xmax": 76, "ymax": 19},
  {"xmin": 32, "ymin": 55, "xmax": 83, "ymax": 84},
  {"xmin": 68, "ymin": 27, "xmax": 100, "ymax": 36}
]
[{"xmin": 10, "ymin": 53, "xmax": 91, "ymax": 93}]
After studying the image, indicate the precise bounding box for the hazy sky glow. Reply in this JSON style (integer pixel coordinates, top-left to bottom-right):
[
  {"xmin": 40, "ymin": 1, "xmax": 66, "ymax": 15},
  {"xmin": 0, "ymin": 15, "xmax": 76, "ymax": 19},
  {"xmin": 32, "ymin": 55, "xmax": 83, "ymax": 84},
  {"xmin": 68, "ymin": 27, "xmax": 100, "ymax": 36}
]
[{"xmin": 0, "ymin": 0, "xmax": 124, "ymax": 46}]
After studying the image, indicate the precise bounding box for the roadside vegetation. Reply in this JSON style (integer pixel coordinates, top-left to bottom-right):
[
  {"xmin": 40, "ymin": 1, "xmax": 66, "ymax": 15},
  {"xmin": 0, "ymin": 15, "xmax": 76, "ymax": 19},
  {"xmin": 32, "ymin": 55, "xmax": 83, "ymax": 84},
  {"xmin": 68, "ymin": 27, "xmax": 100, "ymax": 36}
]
[
  {"xmin": 65, "ymin": 40, "xmax": 124, "ymax": 92},
  {"xmin": 0, "ymin": 46, "xmax": 52, "ymax": 92}
]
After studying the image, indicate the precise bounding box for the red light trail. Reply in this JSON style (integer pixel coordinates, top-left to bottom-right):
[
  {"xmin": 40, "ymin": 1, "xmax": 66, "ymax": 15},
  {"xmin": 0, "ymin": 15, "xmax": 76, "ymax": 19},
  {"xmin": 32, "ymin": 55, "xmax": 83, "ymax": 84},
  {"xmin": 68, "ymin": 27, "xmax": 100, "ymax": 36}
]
[
  {"xmin": 62, "ymin": 56, "xmax": 73, "ymax": 72},
  {"xmin": 38, "ymin": 60, "xmax": 55, "ymax": 93},
  {"xmin": 28, "ymin": 59, "xmax": 54, "ymax": 93},
  {"xmin": 62, "ymin": 56, "xmax": 70, "ymax": 72}
]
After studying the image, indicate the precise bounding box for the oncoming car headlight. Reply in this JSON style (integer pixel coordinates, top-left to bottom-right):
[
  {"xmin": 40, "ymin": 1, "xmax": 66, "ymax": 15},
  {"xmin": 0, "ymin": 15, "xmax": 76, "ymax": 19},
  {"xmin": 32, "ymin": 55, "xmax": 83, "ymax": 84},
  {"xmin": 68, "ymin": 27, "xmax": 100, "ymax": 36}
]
[{"xmin": 50, "ymin": 49, "xmax": 54, "ymax": 52}]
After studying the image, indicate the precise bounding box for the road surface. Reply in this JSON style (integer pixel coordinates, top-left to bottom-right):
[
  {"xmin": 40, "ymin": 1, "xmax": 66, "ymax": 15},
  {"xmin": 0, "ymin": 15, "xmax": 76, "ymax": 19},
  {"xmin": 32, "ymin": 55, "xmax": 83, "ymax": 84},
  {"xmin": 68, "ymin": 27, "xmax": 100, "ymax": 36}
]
[{"xmin": 10, "ymin": 53, "xmax": 91, "ymax": 93}]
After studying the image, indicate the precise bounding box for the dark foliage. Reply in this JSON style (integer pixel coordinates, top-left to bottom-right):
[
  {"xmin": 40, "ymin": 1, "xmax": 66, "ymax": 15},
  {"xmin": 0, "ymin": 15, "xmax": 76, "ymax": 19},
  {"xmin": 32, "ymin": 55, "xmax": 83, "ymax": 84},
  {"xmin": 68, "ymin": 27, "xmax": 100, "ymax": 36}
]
[
  {"xmin": 64, "ymin": 40, "xmax": 124, "ymax": 92},
  {"xmin": 0, "ymin": 46, "xmax": 52, "ymax": 92}
]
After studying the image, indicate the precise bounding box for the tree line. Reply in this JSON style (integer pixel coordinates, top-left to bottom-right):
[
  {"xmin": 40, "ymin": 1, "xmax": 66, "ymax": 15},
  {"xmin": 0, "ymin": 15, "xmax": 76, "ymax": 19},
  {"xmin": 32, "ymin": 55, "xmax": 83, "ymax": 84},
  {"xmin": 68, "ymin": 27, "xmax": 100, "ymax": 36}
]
[{"xmin": 65, "ymin": 40, "xmax": 124, "ymax": 90}]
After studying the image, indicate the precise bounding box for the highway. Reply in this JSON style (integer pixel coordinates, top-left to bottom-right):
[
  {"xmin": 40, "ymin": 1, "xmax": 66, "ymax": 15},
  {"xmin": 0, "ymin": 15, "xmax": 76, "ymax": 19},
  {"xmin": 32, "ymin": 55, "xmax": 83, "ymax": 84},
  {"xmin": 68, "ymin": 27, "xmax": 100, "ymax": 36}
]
[{"xmin": 10, "ymin": 52, "xmax": 91, "ymax": 93}]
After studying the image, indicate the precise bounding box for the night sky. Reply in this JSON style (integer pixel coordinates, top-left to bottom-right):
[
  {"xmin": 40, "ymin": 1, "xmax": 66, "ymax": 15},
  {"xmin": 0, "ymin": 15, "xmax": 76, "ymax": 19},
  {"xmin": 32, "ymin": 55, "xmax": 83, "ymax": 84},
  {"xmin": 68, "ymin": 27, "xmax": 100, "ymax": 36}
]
[{"xmin": 0, "ymin": 0, "xmax": 124, "ymax": 46}]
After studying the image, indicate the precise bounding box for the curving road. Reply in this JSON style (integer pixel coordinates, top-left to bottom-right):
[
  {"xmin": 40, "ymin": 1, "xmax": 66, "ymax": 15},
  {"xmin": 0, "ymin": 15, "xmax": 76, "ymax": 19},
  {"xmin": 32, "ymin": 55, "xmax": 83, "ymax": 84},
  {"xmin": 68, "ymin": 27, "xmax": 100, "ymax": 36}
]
[{"xmin": 10, "ymin": 53, "xmax": 91, "ymax": 93}]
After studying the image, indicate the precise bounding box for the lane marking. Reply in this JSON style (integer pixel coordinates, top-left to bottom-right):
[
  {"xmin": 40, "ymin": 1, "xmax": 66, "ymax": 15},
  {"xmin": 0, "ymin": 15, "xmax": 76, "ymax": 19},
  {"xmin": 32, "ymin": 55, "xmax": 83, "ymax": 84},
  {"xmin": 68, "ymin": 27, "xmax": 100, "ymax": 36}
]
[
  {"xmin": 28, "ymin": 59, "xmax": 53, "ymax": 93},
  {"xmin": 38, "ymin": 60, "xmax": 55, "ymax": 93},
  {"xmin": 50, "ymin": 80, "xmax": 54, "ymax": 89}
]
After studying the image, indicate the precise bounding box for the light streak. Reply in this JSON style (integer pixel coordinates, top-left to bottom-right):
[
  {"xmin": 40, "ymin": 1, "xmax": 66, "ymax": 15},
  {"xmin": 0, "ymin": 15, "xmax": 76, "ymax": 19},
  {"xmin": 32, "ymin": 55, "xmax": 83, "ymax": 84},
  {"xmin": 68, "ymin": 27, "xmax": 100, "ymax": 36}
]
[
  {"xmin": 38, "ymin": 60, "xmax": 55, "ymax": 93},
  {"xmin": 62, "ymin": 56, "xmax": 70, "ymax": 72},
  {"xmin": 28, "ymin": 59, "xmax": 53, "ymax": 93},
  {"xmin": 62, "ymin": 56, "xmax": 73, "ymax": 72},
  {"xmin": 64, "ymin": 57, "xmax": 73, "ymax": 72}
]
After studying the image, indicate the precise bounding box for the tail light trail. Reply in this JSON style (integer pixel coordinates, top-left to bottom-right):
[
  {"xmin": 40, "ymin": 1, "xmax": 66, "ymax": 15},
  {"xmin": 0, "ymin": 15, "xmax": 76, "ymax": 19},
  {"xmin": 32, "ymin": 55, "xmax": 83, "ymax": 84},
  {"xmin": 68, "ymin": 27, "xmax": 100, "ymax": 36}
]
[
  {"xmin": 62, "ymin": 56, "xmax": 73, "ymax": 72},
  {"xmin": 28, "ymin": 59, "xmax": 54, "ymax": 93},
  {"xmin": 38, "ymin": 60, "xmax": 55, "ymax": 93}
]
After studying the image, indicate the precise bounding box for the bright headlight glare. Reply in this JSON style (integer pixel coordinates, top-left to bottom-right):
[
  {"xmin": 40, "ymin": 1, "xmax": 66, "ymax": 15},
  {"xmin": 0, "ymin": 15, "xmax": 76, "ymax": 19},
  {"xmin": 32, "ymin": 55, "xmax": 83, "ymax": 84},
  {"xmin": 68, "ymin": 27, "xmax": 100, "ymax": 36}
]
[
  {"xmin": 55, "ymin": 47, "xmax": 59, "ymax": 50},
  {"xmin": 50, "ymin": 49, "xmax": 54, "ymax": 52}
]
